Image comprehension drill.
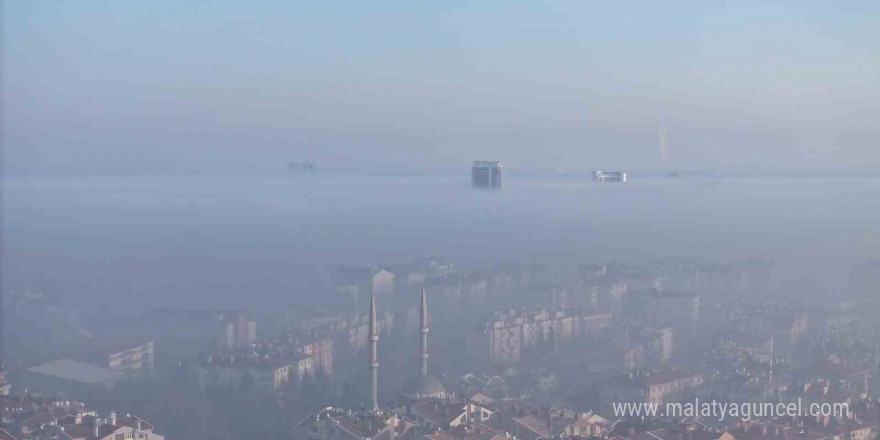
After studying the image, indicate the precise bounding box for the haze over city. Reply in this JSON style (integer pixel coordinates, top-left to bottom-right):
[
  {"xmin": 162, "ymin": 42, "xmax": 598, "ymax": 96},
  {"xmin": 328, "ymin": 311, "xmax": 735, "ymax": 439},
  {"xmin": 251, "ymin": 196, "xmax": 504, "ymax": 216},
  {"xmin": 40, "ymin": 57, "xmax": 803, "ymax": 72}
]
[
  {"xmin": 4, "ymin": 1, "xmax": 880, "ymax": 174},
  {"xmin": 2, "ymin": 2, "xmax": 880, "ymax": 440}
]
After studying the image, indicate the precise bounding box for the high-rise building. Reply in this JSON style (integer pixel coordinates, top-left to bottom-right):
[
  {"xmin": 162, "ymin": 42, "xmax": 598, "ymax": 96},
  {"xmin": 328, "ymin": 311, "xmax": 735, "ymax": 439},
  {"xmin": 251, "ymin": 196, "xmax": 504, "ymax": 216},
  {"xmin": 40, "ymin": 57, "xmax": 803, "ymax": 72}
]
[
  {"xmin": 593, "ymin": 170, "xmax": 627, "ymax": 183},
  {"xmin": 217, "ymin": 311, "xmax": 257, "ymax": 350},
  {"xmin": 471, "ymin": 161, "xmax": 502, "ymax": 188}
]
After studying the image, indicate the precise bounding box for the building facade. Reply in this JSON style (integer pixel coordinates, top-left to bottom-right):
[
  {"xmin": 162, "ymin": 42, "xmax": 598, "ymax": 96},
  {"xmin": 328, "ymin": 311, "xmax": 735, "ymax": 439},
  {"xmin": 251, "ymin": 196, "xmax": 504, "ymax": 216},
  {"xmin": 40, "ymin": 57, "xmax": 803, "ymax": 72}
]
[{"xmin": 472, "ymin": 161, "xmax": 502, "ymax": 188}]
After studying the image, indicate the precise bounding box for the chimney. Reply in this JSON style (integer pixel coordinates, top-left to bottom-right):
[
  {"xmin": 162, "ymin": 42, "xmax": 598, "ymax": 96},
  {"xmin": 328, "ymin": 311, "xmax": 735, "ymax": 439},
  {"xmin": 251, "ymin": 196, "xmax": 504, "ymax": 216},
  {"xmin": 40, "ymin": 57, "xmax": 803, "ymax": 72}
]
[
  {"xmin": 763, "ymin": 425, "xmax": 768, "ymax": 435},
  {"xmin": 823, "ymin": 416, "xmax": 830, "ymax": 428},
  {"xmin": 93, "ymin": 421, "xmax": 100, "ymax": 438},
  {"xmin": 110, "ymin": 411, "xmax": 117, "ymax": 426}
]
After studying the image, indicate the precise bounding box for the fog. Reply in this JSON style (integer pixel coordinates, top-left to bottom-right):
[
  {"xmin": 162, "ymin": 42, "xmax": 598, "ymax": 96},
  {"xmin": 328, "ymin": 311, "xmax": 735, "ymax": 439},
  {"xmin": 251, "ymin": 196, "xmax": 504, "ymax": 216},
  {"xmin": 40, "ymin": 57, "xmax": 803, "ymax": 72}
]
[
  {"xmin": 4, "ymin": 1, "xmax": 880, "ymax": 174},
  {"xmin": 4, "ymin": 171, "xmax": 878, "ymax": 314}
]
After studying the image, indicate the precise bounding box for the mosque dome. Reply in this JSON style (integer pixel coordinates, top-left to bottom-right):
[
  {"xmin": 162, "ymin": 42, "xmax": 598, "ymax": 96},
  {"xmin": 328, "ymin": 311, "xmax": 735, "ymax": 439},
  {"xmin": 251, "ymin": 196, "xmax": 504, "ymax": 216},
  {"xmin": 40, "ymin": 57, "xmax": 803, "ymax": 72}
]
[{"xmin": 402, "ymin": 374, "xmax": 446, "ymax": 400}]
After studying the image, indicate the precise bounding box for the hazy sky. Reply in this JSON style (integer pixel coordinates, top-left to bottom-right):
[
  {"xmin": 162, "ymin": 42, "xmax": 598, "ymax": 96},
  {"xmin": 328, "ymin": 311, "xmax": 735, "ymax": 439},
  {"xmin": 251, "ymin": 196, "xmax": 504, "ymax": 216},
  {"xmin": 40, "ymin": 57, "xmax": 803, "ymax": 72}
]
[{"xmin": 3, "ymin": 1, "xmax": 880, "ymax": 172}]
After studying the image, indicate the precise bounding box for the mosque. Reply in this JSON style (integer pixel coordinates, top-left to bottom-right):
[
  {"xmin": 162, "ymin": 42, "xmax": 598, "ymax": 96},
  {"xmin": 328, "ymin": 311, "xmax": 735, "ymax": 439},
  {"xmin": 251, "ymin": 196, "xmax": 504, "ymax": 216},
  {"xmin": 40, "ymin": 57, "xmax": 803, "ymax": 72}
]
[{"xmin": 366, "ymin": 286, "xmax": 446, "ymax": 413}]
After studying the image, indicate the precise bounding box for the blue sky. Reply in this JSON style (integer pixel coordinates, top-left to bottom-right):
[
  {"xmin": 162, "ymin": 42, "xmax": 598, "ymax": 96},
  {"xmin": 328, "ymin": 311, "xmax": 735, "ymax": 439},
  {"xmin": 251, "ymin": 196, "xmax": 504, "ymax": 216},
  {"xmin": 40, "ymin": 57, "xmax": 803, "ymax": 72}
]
[{"xmin": 3, "ymin": 0, "xmax": 879, "ymax": 172}]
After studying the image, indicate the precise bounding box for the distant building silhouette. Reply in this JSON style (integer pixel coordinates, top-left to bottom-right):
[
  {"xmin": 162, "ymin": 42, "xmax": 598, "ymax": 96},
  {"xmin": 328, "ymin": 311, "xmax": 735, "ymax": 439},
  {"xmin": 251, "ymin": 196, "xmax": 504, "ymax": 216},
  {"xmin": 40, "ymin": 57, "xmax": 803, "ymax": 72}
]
[
  {"xmin": 593, "ymin": 170, "xmax": 627, "ymax": 183},
  {"xmin": 472, "ymin": 161, "xmax": 502, "ymax": 188}
]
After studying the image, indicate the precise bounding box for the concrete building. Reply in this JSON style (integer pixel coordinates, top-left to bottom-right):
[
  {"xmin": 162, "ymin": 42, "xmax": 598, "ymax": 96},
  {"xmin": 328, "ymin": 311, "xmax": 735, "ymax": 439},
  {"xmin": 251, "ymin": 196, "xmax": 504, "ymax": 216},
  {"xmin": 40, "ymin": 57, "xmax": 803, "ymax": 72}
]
[
  {"xmin": 472, "ymin": 161, "xmax": 502, "ymax": 188},
  {"xmin": 105, "ymin": 341, "xmax": 154, "ymax": 375},
  {"xmin": 627, "ymin": 290, "xmax": 700, "ymax": 333},
  {"xmin": 472, "ymin": 309, "xmax": 611, "ymax": 365},
  {"xmin": 427, "ymin": 271, "xmax": 490, "ymax": 312},
  {"xmin": 298, "ymin": 309, "xmax": 394, "ymax": 354},
  {"xmin": 593, "ymin": 170, "xmax": 628, "ymax": 183},
  {"xmin": 296, "ymin": 337, "xmax": 334, "ymax": 377},
  {"xmin": 217, "ymin": 311, "xmax": 257, "ymax": 350},
  {"xmin": 599, "ymin": 369, "xmax": 704, "ymax": 415},
  {"xmin": 0, "ymin": 371, "xmax": 8, "ymax": 397},
  {"xmin": 346, "ymin": 309, "xmax": 394, "ymax": 353},
  {"xmin": 387, "ymin": 256, "xmax": 456, "ymax": 297},
  {"xmin": 334, "ymin": 266, "xmax": 396, "ymax": 315},
  {"xmin": 193, "ymin": 331, "xmax": 334, "ymax": 394},
  {"xmin": 656, "ymin": 327, "xmax": 674, "ymax": 363},
  {"xmin": 192, "ymin": 353, "xmax": 302, "ymax": 394}
]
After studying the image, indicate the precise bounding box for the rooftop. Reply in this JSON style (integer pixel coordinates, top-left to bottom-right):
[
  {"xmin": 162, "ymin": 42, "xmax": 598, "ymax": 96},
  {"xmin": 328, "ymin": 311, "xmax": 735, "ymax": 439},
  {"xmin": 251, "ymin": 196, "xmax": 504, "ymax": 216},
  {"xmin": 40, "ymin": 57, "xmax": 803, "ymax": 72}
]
[
  {"xmin": 606, "ymin": 370, "xmax": 703, "ymax": 388},
  {"xmin": 27, "ymin": 359, "xmax": 125, "ymax": 384}
]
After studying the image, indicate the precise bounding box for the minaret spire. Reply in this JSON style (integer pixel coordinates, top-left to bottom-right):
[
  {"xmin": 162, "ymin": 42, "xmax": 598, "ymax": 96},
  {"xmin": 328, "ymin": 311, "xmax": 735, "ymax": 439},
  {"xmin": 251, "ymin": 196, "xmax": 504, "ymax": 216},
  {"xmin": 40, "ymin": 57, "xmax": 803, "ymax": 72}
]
[
  {"xmin": 419, "ymin": 286, "xmax": 429, "ymax": 377},
  {"xmin": 368, "ymin": 293, "xmax": 379, "ymax": 412}
]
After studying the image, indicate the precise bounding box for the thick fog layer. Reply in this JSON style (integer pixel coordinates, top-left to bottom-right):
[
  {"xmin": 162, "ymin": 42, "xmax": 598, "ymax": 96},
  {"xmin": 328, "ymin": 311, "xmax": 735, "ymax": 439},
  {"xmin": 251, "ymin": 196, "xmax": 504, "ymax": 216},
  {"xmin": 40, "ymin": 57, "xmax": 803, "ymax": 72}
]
[
  {"xmin": 2, "ymin": 3, "xmax": 879, "ymax": 440},
  {"xmin": 3, "ymin": 172, "xmax": 877, "ymax": 314}
]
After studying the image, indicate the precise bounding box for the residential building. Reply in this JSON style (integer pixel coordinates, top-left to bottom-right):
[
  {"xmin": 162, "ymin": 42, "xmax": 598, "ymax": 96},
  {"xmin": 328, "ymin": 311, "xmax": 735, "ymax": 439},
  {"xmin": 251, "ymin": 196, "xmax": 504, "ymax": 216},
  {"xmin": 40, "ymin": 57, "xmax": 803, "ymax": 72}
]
[
  {"xmin": 103, "ymin": 341, "xmax": 154, "ymax": 376},
  {"xmin": 334, "ymin": 265, "xmax": 396, "ymax": 315},
  {"xmin": 627, "ymin": 290, "xmax": 700, "ymax": 333},
  {"xmin": 192, "ymin": 353, "xmax": 300, "ymax": 394},
  {"xmin": 593, "ymin": 170, "xmax": 628, "ymax": 183},
  {"xmin": 472, "ymin": 309, "xmax": 611, "ymax": 365},
  {"xmin": 0, "ymin": 370, "xmax": 8, "ymax": 397},
  {"xmin": 472, "ymin": 161, "xmax": 502, "ymax": 188},
  {"xmin": 291, "ymin": 407, "xmax": 415, "ymax": 440},
  {"xmin": 599, "ymin": 369, "xmax": 704, "ymax": 415},
  {"xmin": 511, "ymin": 408, "xmax": 614, "ymax": 440},
  {"xmin": 217, "ymin": 311, "xmax": 257, "ymax": 350},
  {"xmin": 0, "ymin": 395, "xmax": 163, "ymax": 440},
  {"xmin": 295, "ymin": 337, "xmax": 334, "ymax": 377}
]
